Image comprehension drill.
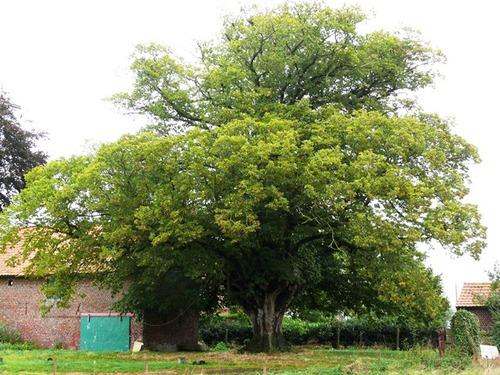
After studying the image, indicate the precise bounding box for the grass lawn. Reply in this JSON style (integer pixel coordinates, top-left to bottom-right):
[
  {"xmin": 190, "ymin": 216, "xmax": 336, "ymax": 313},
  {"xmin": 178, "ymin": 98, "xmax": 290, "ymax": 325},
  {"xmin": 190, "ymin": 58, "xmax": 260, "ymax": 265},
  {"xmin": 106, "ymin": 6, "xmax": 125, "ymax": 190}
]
[{"xmin": 0, "ymin": 345, "xmax": 498, "ymax": 374}]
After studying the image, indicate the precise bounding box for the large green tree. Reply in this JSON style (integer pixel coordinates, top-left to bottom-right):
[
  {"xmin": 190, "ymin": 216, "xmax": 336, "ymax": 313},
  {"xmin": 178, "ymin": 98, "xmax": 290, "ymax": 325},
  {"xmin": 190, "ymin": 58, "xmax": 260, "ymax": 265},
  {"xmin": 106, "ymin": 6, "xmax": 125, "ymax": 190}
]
[
  {"xmin": 0, "ymin": 111, "xmax": 481, "ymax": 350},
  {"xmin": 0, "ymin": 3, "xmax": 484, "ymax": 352}
]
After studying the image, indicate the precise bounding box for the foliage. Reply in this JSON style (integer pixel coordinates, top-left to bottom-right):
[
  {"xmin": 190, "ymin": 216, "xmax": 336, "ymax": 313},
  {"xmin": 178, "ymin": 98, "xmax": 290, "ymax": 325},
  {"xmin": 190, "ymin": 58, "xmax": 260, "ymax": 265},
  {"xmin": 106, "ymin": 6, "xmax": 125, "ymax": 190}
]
[
  {"xmin": 487, "ymin": 261, "xmax": 500, "ymax": 286},
  {"xmin": 199, "ymin": 315, "xmax": 440, "ymax": 349},
  {"xmin": 0, "ymin": 2, "xmax": 484, "ymax": 352},
  {"xmin": 211, "ymin": 341, "xmax": 230, "ymax": 352},
  {"xmin": 113, "ymin": 3, "xmax": 443, "ymax": 134},
  {"xmin": 200, "ymin": 314, "xmax": 252, "ymax": 347},
  {"xmin": 0, "ymin": 111, "xmax": 480, "ymax": 350},
  {"xmin": 487, "ymin": 291, "xmax": 500, "ymax": 347},
  {"xmin": 0, "ymin": 109, "xmax": 468, "ymax": 324},
  {"xmin": 0, "ymin": 92, "xmax": 46, "ymax": 211},
  {"xmin": 451, "ymin": 310, "xmax": 480, "ymax": 356},
  {"xmin": 486, "ymin": 265, "xmax": 500, "ymax": 347},
  {"xmin": 0, "ymin": 320, "xmax": 22, "ymax": 344}
]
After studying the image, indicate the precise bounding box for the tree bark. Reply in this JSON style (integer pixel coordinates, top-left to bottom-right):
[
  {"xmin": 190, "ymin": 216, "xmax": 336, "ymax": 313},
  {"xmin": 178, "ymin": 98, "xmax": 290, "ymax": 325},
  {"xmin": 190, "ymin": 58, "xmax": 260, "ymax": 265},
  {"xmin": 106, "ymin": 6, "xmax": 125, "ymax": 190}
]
[{"xmin": 243, "ymin": 287, "xmax": 296, "ymax": 352}]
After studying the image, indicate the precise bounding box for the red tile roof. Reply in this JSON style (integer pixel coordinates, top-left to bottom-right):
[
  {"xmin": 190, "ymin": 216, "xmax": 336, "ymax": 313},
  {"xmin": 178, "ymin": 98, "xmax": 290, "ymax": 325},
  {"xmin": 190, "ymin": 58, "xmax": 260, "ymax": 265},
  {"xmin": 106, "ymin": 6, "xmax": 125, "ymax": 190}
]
[
  {"xmin": 0, "ymin": 242, "xmax": 28, "ymax": 276},
  {"xmin": 1, "ymin": 229, "xmax": 108, "ymax": 277},
  {"xmin": 457, "ymin": 282, "xmax": 492, "ymax": 307}
]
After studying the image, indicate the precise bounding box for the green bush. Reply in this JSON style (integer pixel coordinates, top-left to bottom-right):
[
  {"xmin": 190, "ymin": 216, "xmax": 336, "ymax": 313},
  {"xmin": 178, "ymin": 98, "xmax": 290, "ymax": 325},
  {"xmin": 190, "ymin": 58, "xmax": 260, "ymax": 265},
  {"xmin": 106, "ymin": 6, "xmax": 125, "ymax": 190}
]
[
  {"xmin": 451, "ymin": 309, "xmax": 480, "ymax": 356},
  {"xmin": 211, "ymin": 341, "xmax": 230, "ymax": 352},
  {"xmin": 491, "ymin": 321, "xmax": 500, "ymax": 348},
  {"xmin": 0, "ymin": 321, "xmax": 22, "ymax": 344},
  {"xmin": 487, "ymin": 291, "xmax": 500, "ymax": 347},
  {"xmin": 480, "ymin": 330, "xmax": 494, "ymax": 346}
]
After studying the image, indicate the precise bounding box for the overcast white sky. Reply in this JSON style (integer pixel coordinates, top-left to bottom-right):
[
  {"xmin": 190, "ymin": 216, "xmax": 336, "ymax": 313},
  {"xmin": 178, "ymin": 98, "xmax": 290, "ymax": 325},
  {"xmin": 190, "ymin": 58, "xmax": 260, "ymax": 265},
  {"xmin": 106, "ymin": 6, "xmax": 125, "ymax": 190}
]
[{"xmin": 1, "ymin": 0, "xmax": 498, "ymax": 305}]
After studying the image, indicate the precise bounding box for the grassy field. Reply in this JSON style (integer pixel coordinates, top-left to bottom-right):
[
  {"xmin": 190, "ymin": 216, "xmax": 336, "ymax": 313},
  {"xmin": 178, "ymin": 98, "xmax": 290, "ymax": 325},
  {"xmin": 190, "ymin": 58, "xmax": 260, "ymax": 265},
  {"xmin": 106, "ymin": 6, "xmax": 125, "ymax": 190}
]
[{"xmin": 0, "ymin": 345, "xmax": 499, "ymax": 374}]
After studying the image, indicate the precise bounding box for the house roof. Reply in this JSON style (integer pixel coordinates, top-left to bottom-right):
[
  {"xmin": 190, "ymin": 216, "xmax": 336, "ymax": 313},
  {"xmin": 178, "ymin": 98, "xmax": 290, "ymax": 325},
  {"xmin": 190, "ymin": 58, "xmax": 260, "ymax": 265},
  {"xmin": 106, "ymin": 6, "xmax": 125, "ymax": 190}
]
[
  {"xmin": 0, "ymin": 242, "xmax": 28, "ymax": 277},
  {"xmin": 457, "ymin": 282, "xmax": 492, "ymax": 307},
  {"xmin": 1, "ymin": 229, "xmax": 108, "ymax": 277}
]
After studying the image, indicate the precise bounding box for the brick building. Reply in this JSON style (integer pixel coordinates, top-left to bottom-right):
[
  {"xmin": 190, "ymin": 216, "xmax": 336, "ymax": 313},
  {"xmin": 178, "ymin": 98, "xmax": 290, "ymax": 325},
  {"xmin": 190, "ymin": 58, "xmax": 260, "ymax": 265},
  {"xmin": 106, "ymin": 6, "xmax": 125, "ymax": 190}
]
[
  {"xmin": 0, "ymin": 244, "xmax": 199, "ymax": 350},
  {"xmin": 456, "ymin": 282, "xmax": 493, "ymax": 331}
]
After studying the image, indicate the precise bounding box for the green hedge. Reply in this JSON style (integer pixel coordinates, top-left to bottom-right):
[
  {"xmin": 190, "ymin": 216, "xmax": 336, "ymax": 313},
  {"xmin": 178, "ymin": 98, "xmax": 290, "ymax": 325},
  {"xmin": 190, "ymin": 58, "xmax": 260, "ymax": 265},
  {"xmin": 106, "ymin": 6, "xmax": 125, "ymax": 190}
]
[
  {"xmin": 451, "ymin": 310, "xmax": 480, "ymax": 356},
  {"xmin": 199, "ymin": 316, "xmax": 439, "ymax": 349}
]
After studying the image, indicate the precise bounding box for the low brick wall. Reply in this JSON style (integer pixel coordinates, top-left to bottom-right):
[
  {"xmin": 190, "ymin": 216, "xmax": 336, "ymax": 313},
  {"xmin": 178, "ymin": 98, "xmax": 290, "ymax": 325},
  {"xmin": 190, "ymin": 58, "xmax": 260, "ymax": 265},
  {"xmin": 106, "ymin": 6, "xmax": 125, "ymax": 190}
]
[
  {"xmin": 0, "ymin": 277, "xmax": 142, "ymax": 348},
  {"xmin": 143, "ymin": 309, "xmax": 199, "ymax": 350},
  {"xmin": 459, "ymin": 307, "xmax": 493, "ymax": 331}
]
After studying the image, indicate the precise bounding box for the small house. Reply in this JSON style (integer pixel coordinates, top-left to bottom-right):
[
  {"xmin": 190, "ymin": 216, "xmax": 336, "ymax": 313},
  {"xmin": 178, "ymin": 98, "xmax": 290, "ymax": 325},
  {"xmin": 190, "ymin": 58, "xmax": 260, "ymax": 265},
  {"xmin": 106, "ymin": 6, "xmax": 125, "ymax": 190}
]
[
  {"xmin": 456, "ymin": 282, "xmax": 493, "ymax": 331},
  {"xmin": 0, "ymin": 243, "xmax": 199, "ymax": 350}
]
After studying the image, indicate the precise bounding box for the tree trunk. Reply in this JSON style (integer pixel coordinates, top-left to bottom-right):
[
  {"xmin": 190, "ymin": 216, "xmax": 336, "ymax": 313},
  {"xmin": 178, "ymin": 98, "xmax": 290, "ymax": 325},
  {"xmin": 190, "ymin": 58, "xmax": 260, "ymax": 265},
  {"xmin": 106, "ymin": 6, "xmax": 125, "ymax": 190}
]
[{"xmin": 243, "ymin": 287, "xmax": 295, "ymax": 352}]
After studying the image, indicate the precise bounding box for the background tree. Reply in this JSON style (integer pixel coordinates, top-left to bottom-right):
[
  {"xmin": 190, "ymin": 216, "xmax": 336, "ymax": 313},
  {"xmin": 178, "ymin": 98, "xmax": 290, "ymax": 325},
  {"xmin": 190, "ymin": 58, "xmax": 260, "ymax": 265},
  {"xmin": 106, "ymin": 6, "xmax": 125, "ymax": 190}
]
[
  {"xmin": 0, "ymin": 92, "xmax": 46, "ymax": 211},
  {"xmin": 0, "ymin": 3, "xmax": 485, "ymax": 352}
]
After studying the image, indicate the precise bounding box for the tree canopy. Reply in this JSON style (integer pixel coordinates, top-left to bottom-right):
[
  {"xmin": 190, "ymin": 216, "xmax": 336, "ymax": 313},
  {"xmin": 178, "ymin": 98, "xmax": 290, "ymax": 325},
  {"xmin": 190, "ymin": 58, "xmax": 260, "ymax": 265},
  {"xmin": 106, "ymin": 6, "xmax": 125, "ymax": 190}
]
[
  {"xmin": 0, "ymin": 3, "xmax": 485, "ymax": 352},
  {"xmin": 0, "ymin": 92, "xmax": 46, "ymax": 211},
  {"xmin": 113, "ymin": 3, "xmax": 442, "ymax": 133},
  {"xmin": 0, "ymin": 110, "xmax": 481, "ymax": 348}
]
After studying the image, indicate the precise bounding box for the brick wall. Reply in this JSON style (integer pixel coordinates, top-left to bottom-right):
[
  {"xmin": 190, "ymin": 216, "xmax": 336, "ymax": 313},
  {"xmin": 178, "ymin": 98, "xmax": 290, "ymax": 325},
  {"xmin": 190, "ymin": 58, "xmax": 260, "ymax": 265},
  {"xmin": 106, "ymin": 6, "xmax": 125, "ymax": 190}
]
[
  {"xmin": 460, "ymin": 307, "xmax": 493, "ymax": 332},
  {"xmin": 143, "ymin": 309, "xmax": 199, "ymax": 350},
  {"xmin": 0, "ymin": 277, "xmax": 142, "ymax": 349}
]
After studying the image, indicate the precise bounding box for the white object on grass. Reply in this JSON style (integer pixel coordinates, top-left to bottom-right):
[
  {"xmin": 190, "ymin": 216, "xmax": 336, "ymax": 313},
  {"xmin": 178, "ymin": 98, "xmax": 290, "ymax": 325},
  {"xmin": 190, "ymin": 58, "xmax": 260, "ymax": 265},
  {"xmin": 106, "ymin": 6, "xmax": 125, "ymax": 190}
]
[
  {"xmin": 132, "ymin": 341, "xmax": 144, "ymax": 352},
  {"xmin": 480, "ymin": 345, "xmax": 499, "ymax": 359}
]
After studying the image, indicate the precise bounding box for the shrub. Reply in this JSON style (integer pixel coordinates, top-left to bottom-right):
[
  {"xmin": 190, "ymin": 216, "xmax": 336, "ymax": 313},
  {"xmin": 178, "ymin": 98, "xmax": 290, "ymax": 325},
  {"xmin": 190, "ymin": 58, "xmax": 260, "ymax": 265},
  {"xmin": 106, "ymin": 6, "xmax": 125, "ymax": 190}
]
[
  {"xmin": 451, "ymin": 309, "xmax": 480, "ymax": 356},
  {"xmin": 487, "ymin": 291, "xmax": 500, "ymax": 347},
  {"xmin": 52, "ymin": 341, "xmax": 65, "ymax": 350},
  {"xmin": 491, "ymin": 321, "xmax": 500, "ymax": 348},
  {"xmin": 0, "ymin": 321, "xmax": 22, "ymax": 344},
  {"xmin": 480, "ymin": 330, "xmax": 494, "ymax": 346},
  {"xmin": 212, "ymin": 341, "xmax": 230, "ymax": 352}
]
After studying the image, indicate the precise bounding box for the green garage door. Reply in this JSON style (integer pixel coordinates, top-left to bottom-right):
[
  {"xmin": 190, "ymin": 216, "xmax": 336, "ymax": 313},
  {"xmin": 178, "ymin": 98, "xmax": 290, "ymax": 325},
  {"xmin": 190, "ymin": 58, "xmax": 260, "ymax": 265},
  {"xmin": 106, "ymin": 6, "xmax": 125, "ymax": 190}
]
[{"xmin": 80, "ymin": 315, "xmax": 130, "ymax": 352}]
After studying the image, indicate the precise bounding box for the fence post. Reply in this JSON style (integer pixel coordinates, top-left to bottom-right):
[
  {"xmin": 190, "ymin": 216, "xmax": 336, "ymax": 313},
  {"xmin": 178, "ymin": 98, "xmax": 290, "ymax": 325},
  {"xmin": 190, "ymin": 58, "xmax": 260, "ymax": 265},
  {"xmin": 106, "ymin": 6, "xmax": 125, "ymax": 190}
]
[
  {"xmin": 396, "ymin": 327, "xmax": 400, "ymax": 351},
  {"xmin": 438, "ymin": 328, "xmax": 445, "ymax": 357},
  {"xmin": 336, "ymin": 326, "xmax": 340, "ymax": 349}
]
